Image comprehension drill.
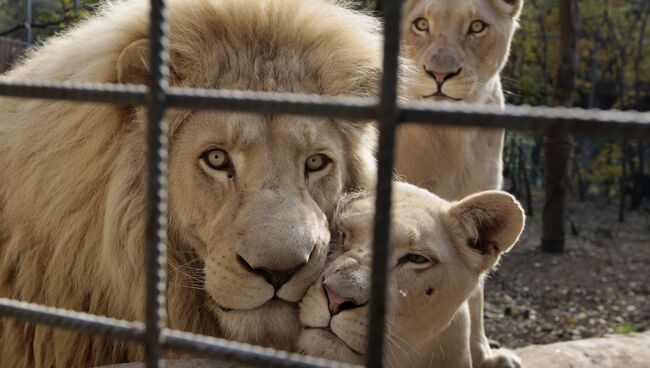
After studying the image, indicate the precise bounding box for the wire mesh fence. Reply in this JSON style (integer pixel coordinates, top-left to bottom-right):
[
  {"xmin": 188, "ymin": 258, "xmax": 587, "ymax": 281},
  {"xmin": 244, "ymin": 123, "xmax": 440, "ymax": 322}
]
[{"xmin": 0, "ymin": 0, "xmax": 649, "ymax": 368}]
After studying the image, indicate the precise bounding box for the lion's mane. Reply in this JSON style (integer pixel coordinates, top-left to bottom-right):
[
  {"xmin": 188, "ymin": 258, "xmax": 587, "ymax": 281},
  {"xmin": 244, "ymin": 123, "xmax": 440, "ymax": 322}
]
[{"xmin": 0, "ymin": 0, "xmax": 382, "ymax": 366}]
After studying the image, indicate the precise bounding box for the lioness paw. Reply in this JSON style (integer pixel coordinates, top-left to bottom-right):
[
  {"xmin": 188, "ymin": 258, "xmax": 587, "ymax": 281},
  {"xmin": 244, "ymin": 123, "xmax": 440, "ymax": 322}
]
[{"xmin": 481, "ymin": 349, "xmax": 523, "ymax": 368}]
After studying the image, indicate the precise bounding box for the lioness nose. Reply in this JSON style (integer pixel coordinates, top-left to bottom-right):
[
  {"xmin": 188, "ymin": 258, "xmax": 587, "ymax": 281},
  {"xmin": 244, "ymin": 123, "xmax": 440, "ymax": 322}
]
[
  {"xmin": 324, "ymin": 284, "xmax": 358, "ymax": 316},
  {"xmin": 237, "ymin": 255, "xmax": 306, "ymax": 291},
  {"xmin": 425, "ymin": 67, "xmax": 462, "ymax": 87}
]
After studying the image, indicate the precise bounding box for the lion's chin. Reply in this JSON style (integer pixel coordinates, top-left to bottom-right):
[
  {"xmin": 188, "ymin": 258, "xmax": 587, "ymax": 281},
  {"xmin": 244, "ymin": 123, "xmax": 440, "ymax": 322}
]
[
  {"xmin": 298, "ymin": 328, "xmax": 364, "ymax": 364},
  {"xmin": 213, "ymin": 298, "xmax": 302, "ymax": 350}
]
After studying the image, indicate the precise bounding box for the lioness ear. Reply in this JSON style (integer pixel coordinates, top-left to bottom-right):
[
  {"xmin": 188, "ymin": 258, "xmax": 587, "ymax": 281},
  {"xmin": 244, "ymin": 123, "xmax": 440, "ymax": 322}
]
[
  {"xmin": 448, "ymin": 191, "xmax": 525, "ymax": 271},
  {"xmin": 491, "ymin": 0, "xmax": 524, "ymax": 19}
]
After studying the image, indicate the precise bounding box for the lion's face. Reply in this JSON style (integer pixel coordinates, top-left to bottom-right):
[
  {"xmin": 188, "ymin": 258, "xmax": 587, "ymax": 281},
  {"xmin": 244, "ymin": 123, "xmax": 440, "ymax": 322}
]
[
  {"xmin": 115, "ymin": 0, "xmax": 383, "ymax": 349},
  {"xmin": 112, "ymin": 0, "xmax": 388, "ymax": 349},
  {"xmin": 168, "ymin": 111, "xmax": 357, "ymax": 347},
  {"xmin": 298, "ymin": 183, "xmax": 525, "ymax": 363},
  {"xmin": 402, "ymin": 0, "xmax": 522, "ymax": 102}
]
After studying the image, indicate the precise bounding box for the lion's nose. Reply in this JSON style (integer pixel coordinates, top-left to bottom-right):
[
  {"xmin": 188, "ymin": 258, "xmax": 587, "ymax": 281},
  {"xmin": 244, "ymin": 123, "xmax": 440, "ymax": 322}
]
[
  {"xmin": 324, "ymin": 284, "xmax": 359, "ymax": 316},
  {"xmin": 237, "ymin": 255, "xmax": 306, "ymax": 291}
]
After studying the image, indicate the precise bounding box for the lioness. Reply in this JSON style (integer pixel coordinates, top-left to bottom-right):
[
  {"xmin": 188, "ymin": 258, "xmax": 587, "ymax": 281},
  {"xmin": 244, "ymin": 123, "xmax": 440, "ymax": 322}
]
[
  {"xmin": 298, "ymin": 182, "xmax": 525, "ymax": 367},
  {"xmin": 0, "ymin": 0, "xmax": 386, "ymax": 366},
  {"xmin": 396, "ymin": 0, "xmax": 524, "ymax": 366}
]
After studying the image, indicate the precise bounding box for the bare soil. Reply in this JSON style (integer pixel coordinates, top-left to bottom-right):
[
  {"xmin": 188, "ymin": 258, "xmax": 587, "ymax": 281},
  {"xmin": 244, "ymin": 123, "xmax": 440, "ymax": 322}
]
[{"xmin": 484, "ymin": 192, "xmax": 650, "ymax": 348}]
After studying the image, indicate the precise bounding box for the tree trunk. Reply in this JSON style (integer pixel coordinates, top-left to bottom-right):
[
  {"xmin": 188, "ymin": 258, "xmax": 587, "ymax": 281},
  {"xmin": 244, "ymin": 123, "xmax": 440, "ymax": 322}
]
[
  {"xmin": 633, "ymin": 2, "xmax": 649, "ymax": 110},
  {"xmin": 541, "ymin": 0, "xmax": 579, "ymax": 253},
  {"xmin": 518, "ymin": 144, "xmax": 534, "ymax": 216},
  {"xmin": 619, "ymin": 141, "xmax": 628, "ymax": 222}
]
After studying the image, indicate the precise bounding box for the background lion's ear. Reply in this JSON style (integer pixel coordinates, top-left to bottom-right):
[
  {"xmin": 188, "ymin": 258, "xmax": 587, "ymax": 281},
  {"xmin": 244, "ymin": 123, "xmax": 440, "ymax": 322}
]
[
  {"xmin": 448, "ymin": 191, "xmax": 525, "ymax": 270},
  {"xmin": 491, "ymin": 0, "xmax": 524, "ymax": 19},
  {"xmin": 117, "ymin": 39, "xmax": 150, "ymax": 85}
]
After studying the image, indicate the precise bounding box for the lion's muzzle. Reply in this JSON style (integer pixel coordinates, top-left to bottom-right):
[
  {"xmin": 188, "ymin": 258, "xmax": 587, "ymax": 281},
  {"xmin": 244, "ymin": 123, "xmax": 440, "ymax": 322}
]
[{"xmin": 205, "ymin": 187, "xmax": 329, "ymax": 311}]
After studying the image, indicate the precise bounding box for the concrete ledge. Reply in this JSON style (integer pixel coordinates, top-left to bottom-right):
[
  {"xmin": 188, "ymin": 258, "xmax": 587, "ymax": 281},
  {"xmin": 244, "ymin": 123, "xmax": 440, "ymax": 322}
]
[
  {"xmin": 517, "ymin": 331, "xmax": 650, "ymax": 368},
  {"xmin": 97, "ymin": 332, "xmax": 650, "ymax": 368},
  {"xmin": 97, "ymin": 359, "xmax": 255, "ymax": 368}
]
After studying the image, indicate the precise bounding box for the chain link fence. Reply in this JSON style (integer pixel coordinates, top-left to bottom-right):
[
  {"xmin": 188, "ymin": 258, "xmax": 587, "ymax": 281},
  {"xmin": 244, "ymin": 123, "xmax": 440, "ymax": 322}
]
[{"xmin": 0, "ymin": 0, "xmax": 648, "ymax": 368}]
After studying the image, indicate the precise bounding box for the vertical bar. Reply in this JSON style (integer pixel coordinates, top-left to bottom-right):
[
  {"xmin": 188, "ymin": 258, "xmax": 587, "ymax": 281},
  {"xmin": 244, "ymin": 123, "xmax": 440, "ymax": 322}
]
[
  {"xmin": 26, "ymin": 0, "xmax": 33, "ymax": 44},
  {"xmin": 145, "ymin": 0, "xmax": 170, "ymax": 367},
  {"xmin": 365, "ymin": 0, "xmax": 402, "ymax": 367}
]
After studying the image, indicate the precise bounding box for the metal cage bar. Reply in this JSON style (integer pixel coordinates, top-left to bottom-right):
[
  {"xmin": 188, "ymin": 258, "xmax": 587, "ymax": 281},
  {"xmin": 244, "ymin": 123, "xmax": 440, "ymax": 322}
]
[
  {"xmin": 0, "ymin": 298, "xmax": 357, "ymax": 368},
  {"xmin": 0, "ymin": 0, "xmax": 649, "ymax": 367},
  {"xmin": 144, "ymin": 0, "xmax": 170, "ymax": 367},
  {"xmin": 365, "ymin": 0, "xmax": 402, "ymax": 366},
  {"xmin": 0, "ymin": 80, "xmax": 648, "ymax": 139}
]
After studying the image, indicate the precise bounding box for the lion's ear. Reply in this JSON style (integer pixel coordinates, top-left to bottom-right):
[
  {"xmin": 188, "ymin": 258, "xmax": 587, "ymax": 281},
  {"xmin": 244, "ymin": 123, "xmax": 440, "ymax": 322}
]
[
  {"xmin": 447, "ymin": 191, "xmax": 525, "ymax": 271},
  {"xmin": 117, "ymin": 39, "xmax": 151, "ymax": 85},
  {"xmin": 491, "ymin": 0, "xmax": 524, "ymax": 19},
  {"xmin": 117, "ymin": 39, "xmax": 182, "ymax": 86}
]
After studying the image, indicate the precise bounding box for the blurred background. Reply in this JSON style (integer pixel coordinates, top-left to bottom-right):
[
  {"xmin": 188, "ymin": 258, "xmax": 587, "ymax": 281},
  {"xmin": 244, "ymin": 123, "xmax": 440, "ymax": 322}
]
[{"xmin": 1, "ymin": 0, "xmax": 648, "ymax": 348}]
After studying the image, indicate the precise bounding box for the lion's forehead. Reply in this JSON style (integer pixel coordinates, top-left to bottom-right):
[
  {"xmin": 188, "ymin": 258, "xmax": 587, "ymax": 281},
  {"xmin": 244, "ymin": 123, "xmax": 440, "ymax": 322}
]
[
  {"xmin": 407, "ymin": 0, "xmax": 508, "ymax": 28},
  {"xmin": 180, "ymin": 112, "xmax": 341, "ymax": 151}
]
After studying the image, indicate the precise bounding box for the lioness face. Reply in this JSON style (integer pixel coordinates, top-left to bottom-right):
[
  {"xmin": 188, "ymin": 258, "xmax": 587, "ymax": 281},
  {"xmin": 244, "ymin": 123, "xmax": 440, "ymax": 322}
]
[
  {"xmin": 168, "ymin": 110, "xmax": 361, "ymax": 348},
  {"xmin": 402, "ymin": 0, "xmax": 522, "ymax": 102},
  {"xmin": 298, "ymin": 183, "xmax": 524, "ymax": 363}
]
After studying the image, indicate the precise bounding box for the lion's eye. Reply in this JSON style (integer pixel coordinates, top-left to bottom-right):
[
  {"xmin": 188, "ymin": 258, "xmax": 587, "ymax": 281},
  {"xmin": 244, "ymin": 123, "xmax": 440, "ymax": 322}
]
[
  {"xmin": 413, "ymin": 17, "xmax": 429, "ymax": 32},
  {"xmin": 305, "ymin": 154, "xmax": 331, "ymax": 173},
  {"xmin": 202, "ymin": 148, "xmax": 230, "ymax": 171},
  {"xmin": 468, "ymin": 20, "xmax": 487, "ymax": 34},
  {"xmin": 399, "ymin": 253, "xmax": 432, "ymax": 265}
]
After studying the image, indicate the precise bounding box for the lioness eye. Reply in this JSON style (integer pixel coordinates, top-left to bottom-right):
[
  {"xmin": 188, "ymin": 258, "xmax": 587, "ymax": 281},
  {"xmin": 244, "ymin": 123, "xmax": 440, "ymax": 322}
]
[
  {"xmin": 469, "ymin": 20, "xmax": 487, "ymax": 34},
  {"xmin": 305, "ymin": 154, "xmax": 331, "ymax": 173},
  {"xmin": 400, "ymin": 253, "xmax": 431, "ymax": 265},
  {"xmin": 413, "ymin": 17, "xmax": 429, "ymax": 32},
  {"xmin": 202, "ymin": 148, "xmax": 230, "ymax": 170}
]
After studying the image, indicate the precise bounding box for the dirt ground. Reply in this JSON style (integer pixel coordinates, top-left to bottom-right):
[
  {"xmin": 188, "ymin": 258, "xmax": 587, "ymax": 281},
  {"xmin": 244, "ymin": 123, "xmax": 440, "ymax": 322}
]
[{"xmin": 484, "ymin": 192, "xmax": 650, "ymax": 348}]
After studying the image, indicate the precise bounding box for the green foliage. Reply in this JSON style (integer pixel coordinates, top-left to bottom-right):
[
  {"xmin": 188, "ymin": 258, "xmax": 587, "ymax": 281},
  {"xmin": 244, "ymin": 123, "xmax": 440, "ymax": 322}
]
[
  {"xmin": 1, "ymin": 0, "xmax": 101, "ymax": 43},
  {"xmin": 503, "ymin": 0, "xmax": 650, "ymax": 111},
  {"xmin": 614, "ymin": 324, "xmax": 640, "ymax": 334}
]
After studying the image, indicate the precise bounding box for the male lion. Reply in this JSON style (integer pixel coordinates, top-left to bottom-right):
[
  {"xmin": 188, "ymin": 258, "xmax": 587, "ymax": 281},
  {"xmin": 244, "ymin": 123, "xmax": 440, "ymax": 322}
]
[
  {"xmin": 0, "ymin": 0, "xmax": 384, "ymax": 366},
  {"xmin": 297, "ymin": 182, "xmax": 525, "ymax": 367},
  {"xmin": 395, "ymin": 0, "xmax": 524, "ymax": 366}
]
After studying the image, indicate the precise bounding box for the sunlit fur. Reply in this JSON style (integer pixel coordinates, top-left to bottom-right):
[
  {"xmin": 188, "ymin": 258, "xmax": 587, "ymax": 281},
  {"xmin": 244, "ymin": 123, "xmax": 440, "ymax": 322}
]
[
  {"xmin": 396, "ymin": 1, "xmax": 524, "ymax": 366},
  {"xmin": 0, "ymin": 0, "xmax": 391, "ymax": 366},
  {"xmin": 298, "ymin": 182, "xmax": 525, "ymax": 367}
]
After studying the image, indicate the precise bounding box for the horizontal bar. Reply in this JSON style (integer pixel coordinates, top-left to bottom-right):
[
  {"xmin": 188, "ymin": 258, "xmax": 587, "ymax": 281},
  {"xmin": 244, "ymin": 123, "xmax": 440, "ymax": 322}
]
[
  {"xmin": 0, "ymin": 297, "xmax": 145, "ymax": 343},
  {"xmin": 167, "ymin": 87, "xmax": 378, "ymax": 120},
  {"xmin": 0, "ymin": 298, "xmax": 356, "ymax": 368},
  {"xmin": 0, "ymin": 80, "xmax": 147, "ymax": 105},
  {"xmin": 163, "ymin": 329, "xmax": 357, "ymax": 368},
  {"xmin": 0, "ymin": 80, "xmax": 649, "ymax": 139},
  {"xmin": 402, "ymin": 100, "xmax": 650, "ymax": 139}
]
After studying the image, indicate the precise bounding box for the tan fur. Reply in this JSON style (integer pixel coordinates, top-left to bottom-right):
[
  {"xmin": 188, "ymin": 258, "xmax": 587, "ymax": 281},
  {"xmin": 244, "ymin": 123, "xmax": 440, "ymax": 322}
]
[
  {"xmin": 297, "ymin": 182, "xmax": 525, "ymax": 367},
  {"xmin": 396, "ymin": 1, "xmax": 523, "ymax": 367},
  {"xmin": 0, "ymin": 1, "xmax": 387, "ymax": 367}
]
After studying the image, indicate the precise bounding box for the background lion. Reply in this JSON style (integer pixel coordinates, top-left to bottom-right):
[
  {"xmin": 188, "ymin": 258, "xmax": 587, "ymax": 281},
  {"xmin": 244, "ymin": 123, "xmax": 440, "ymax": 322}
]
[
  {"xmin": 395, "ymin": 0, "xmax": 524, "ymax": 366},
  {"xmin": 298, "ymin": 182, "xmax": 525, "ymax": 367},
  {"xmin": 0, "ymin": 0, "xmax": 385, "ymax": 366}
]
